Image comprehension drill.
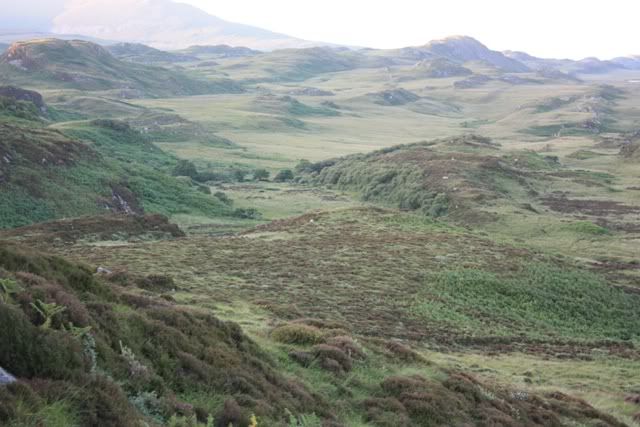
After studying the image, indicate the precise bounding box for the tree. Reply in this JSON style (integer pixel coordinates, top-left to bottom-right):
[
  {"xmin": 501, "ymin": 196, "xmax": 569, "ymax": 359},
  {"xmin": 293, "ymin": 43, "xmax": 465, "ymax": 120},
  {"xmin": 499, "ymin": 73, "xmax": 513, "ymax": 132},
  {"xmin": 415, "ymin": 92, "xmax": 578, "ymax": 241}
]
[
  {"xmin": 274, "ymin": 169, "xmax": 294, "ymax": 182},
  {"xmin": 253, "ymin": 169, "xmax": 270, "ymax": 181}
]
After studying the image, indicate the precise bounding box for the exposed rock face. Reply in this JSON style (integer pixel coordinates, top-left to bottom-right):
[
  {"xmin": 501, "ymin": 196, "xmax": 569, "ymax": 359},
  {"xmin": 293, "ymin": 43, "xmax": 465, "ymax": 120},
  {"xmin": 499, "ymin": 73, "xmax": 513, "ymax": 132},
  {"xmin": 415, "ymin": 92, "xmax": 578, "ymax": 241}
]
[
  {"xmin": 0, "ymin": 367, "xmax": 16, "ymax": 385},
  {"xmin": 99, "ymin": 184, "xmax": 144, "ymax": 215},
  {"xmin": 414, "ymin": 58, "xmax": 473, "ymax": 78},
  {"xmin": 0, "ymin": 86, "xmax": 47, "ymax": 113}
]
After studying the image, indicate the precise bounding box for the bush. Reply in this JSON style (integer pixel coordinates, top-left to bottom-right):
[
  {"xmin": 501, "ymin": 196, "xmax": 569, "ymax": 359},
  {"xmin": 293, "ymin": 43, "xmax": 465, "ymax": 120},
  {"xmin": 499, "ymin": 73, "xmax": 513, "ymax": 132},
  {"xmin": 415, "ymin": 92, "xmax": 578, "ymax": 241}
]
[
  {"xmin": 271, "ymin": 323, "xmax": 325, "ymax": 345},
  {"xmin": 274, "ymin": 169, "xmax": 295, "ymax": 182},
  {"xmin": 253, "ymin": 169, "xmax": 270, "ymax": 181},
  {"xmin": 232, "ymin": 208, "xmax": 262, "ymax": 220},
  {"xmin": 0, "ymin": 304, "xmax": 85, "ymax": 379},
  {"xmin": 173, "ymin": 160, "xmax": 199, "ymax": 179},
  {"xmin": 233, "ymin": 170, "xmax": 248, "ymax": 183}
]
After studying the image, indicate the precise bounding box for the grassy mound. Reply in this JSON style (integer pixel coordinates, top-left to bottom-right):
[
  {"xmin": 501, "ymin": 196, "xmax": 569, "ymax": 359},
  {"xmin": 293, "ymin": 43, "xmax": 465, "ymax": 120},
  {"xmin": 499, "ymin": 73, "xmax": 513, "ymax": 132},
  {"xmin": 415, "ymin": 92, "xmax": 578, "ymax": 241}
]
[
  {"xmin": 298, "ymin": 136, "xmax": 559, "ymax": 221},
  {"xmin": 0, "ymin": 214, "xmax": 184, "ymax": 247}
]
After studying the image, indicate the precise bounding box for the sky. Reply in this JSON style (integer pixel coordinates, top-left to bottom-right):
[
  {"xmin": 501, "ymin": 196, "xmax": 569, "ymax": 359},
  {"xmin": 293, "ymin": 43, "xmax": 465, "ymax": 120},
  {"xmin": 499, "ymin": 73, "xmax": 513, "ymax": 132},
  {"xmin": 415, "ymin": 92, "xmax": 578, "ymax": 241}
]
[{"xmin": 179, "ymin": 0, "xmax": 639, "ymax": 59}]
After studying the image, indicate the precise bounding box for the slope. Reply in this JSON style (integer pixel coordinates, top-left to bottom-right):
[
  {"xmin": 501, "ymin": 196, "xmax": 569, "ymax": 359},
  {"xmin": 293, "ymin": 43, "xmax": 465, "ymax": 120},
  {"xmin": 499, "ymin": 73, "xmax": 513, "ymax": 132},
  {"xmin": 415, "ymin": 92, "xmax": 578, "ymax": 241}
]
[
  {"xmin": 0, "ymin": 91, "xmax": 231, "ymax": 228},
  {"xmin": 0, "ymin": 39, "xmax": 243, "ymax": 97}
]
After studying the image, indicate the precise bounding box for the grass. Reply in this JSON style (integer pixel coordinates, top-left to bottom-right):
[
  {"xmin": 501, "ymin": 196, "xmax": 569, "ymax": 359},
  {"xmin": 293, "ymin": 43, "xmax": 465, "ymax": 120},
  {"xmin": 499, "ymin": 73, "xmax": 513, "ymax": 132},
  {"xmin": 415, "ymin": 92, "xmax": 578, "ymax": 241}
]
[{"xmin": 413, "ymin": 265, "xmax": 640, "ymax": 341}]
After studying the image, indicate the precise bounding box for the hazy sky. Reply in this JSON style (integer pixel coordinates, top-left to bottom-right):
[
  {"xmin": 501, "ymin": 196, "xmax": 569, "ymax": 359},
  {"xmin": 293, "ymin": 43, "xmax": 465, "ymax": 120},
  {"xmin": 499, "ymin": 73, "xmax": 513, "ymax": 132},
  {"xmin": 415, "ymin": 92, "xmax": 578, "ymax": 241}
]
[{"xmin": 181, "ymin": 0, "xmax": 638, "ymax": 59}]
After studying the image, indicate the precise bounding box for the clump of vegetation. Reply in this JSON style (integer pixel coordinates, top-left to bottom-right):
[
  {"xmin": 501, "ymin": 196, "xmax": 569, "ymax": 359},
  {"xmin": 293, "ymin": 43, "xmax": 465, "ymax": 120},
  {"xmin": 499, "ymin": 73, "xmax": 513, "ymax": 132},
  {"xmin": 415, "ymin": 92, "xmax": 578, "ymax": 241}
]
[
  {"xmin": 274, "ymin": 169, "xmax": 295, "ymax": 182},
  {"xmin": 253, "ymin": 169, "xmax": 270, "ymax": 181},
  {"xmin": 561, "ymin": 221, "xmax": 610, "ymax": 235},
  {"xmin": 232, "ymin": 208, "xmax": 262, "ymax": 220},
  {"xmin": 271, "ymin": 323, "xmax": 325, "ymax": 345},
  {"xmin": 364, "ymin": 372, "xmax": 625, "ymax": 427}
]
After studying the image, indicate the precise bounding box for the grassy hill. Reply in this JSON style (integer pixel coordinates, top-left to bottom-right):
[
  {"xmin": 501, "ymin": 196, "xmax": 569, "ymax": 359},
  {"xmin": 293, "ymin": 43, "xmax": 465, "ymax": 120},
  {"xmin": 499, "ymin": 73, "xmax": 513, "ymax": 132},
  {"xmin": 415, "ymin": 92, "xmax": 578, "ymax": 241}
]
[
  {"xmin": 106, "ymin": 43, "xmax": 198, "ymax": 64},
  {"xmin": 298, "ymin": 135, "xmax": 558, "ymax": 221},
  {"xmin": 0, "ymin": 92, "xmax": 231, "ymax": 229},
  {"xmin": 215, "ymin": 46, "xmax": 391, "ymax": 82},
  {"xmin": 178, "ymin": 44, "xmax": 260, "ymax": 58},
  {"xmin": 0, "ymin": 39, "xmax": 244, "ymax": 97}
]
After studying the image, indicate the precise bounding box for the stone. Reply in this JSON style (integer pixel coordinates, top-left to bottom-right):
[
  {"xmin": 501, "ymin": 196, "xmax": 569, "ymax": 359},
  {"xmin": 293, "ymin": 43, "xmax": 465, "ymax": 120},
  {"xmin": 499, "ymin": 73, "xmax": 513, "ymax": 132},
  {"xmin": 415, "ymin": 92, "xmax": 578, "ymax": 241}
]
[{"xmin": 0, "ymin": 367, "xmax": 16, "ymax": 385}]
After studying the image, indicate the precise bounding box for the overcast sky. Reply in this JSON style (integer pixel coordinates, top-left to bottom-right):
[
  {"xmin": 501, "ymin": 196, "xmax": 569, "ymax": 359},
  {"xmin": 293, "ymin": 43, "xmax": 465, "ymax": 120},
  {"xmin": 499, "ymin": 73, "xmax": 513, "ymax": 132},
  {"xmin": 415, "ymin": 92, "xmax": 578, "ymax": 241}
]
[{"xmin": 180, "ymin": 0, "xmax": 638, "ymax": 59}]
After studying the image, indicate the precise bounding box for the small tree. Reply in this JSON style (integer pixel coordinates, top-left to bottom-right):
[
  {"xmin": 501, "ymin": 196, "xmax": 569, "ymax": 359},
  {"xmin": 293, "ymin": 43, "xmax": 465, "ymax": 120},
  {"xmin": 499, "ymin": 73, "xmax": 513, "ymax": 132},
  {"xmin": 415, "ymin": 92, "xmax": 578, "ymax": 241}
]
[
  {"xmin": 274, "ymin": 169, "xmax": 294, "ymax": 182},
  {"xmin": 253, "ymin": 169, "xmax": 270, "ymax": 181}
]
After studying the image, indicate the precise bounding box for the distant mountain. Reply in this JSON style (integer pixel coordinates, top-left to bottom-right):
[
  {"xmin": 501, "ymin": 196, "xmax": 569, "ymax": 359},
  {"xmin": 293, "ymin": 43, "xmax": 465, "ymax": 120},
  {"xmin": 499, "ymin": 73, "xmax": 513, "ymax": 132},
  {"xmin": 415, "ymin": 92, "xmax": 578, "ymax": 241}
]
[
  {"xmin": 51, "ymin": 0, "xmax": 315, "ymax": 51},
  {"xmin": 0, "ymin": 39, "xmax": 243, "ymax": 97},
  {"xmin": 504, "ymin": 50, "xmax": 640, "ymax": 75},
  {"xmin": 106, "ymin": 42, "xmax": 197, "ymax": 64},
  {"xmin": 611, "ymin": 56, "xmax": 640, "ymax": 70},
  {"xmin": 0, "ymin": 43, "xmax": 8, "ymax": 53},
  {"xmin": 384, "ymin": 36, "xmax": 529, "ymax": 73}
]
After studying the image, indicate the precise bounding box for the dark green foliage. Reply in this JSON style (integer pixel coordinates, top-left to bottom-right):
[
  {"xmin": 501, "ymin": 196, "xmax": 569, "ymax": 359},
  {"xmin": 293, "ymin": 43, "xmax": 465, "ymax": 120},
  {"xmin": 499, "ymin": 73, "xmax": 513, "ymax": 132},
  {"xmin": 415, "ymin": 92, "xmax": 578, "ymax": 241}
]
[
  {"xmin": 233, "ymin": 169, "xmax": 248, "ymax": 182},
  {"xmin": 274, "ymin": 169, "xmax": 295, "ymax": 182},
  {"xmin": 253, "ymin": 169, "xmax": 270, "ymax": 181},
  {"xmin": 232, "ymin": 208, "xmax": 262, "ymax": 220},
  {"xmin": 173, "ymin": 160, "xmax": 199, "ymax": 179},
  {"xmin": 0, "ymin": 95, "xmax": 42, "ymax": 122},
  {"xmin": 0, "ymin": 304, "xmax": 85, "ymax": 379}
]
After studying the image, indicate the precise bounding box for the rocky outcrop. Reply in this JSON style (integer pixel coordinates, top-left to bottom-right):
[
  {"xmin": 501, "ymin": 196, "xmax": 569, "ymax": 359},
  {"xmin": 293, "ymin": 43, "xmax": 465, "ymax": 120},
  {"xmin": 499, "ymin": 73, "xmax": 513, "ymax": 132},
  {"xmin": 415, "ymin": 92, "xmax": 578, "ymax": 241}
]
[
  {"xmin": 0, "ymin": 86, "xmax": 47, "ymax": 113},
  {"xmin": 0, "ymin": 367, "xmax": 16, "ymax": 385}
]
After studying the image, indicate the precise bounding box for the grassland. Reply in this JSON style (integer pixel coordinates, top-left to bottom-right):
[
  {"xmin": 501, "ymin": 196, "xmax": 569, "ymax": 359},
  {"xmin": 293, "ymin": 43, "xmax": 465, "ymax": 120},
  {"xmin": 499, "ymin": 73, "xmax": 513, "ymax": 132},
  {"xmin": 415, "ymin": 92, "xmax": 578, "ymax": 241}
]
[{"xmin": 1, "ymin": 38, "xmax": 640, "ymax": 426}]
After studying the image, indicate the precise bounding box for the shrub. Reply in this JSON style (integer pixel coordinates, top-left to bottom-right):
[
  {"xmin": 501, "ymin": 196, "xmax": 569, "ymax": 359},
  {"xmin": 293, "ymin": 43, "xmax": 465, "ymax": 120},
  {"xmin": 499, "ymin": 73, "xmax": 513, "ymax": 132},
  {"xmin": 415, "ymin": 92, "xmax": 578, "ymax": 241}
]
[
  {"xmin": 271, "ymin": 323, "xmax": 325, "ymax": 345},
  {"xmin": 233, "ymin": 170, "xmax": 248, "ymax": 183},
  {"xmin": 253, "ymin": 169, "xmax": 270, "ymax": 181},
  {"xmin": 173, "ymin": 160, "xmax": 199, "ymax": 179},
  {"xmin": 232, "ymin": 208, "xmax": 262, "ymax": 220},
  {"xmin": 0, "ymin": 304, "xmax": 85, "ymax": 379},
  {"xmin": 274, "ymin": 169, "xmax": 294, "ymax": 182}
]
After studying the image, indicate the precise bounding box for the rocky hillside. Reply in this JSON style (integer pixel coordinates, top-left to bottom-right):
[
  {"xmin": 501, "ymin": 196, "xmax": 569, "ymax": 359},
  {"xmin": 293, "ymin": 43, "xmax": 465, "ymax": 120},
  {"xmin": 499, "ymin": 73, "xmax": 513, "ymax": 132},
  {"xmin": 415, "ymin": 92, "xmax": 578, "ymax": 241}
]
[{"xmin": 383, "ymin": 36, "xmax": 529, "ymax": 72}]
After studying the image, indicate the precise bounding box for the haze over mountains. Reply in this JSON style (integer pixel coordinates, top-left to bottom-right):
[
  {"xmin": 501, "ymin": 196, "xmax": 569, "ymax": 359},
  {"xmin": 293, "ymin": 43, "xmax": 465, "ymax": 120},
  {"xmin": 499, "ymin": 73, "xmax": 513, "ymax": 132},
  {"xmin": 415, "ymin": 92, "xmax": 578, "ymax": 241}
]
[{"xmin": 0, "ymin": 0, "xmax": 637, "ymax": 64}]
